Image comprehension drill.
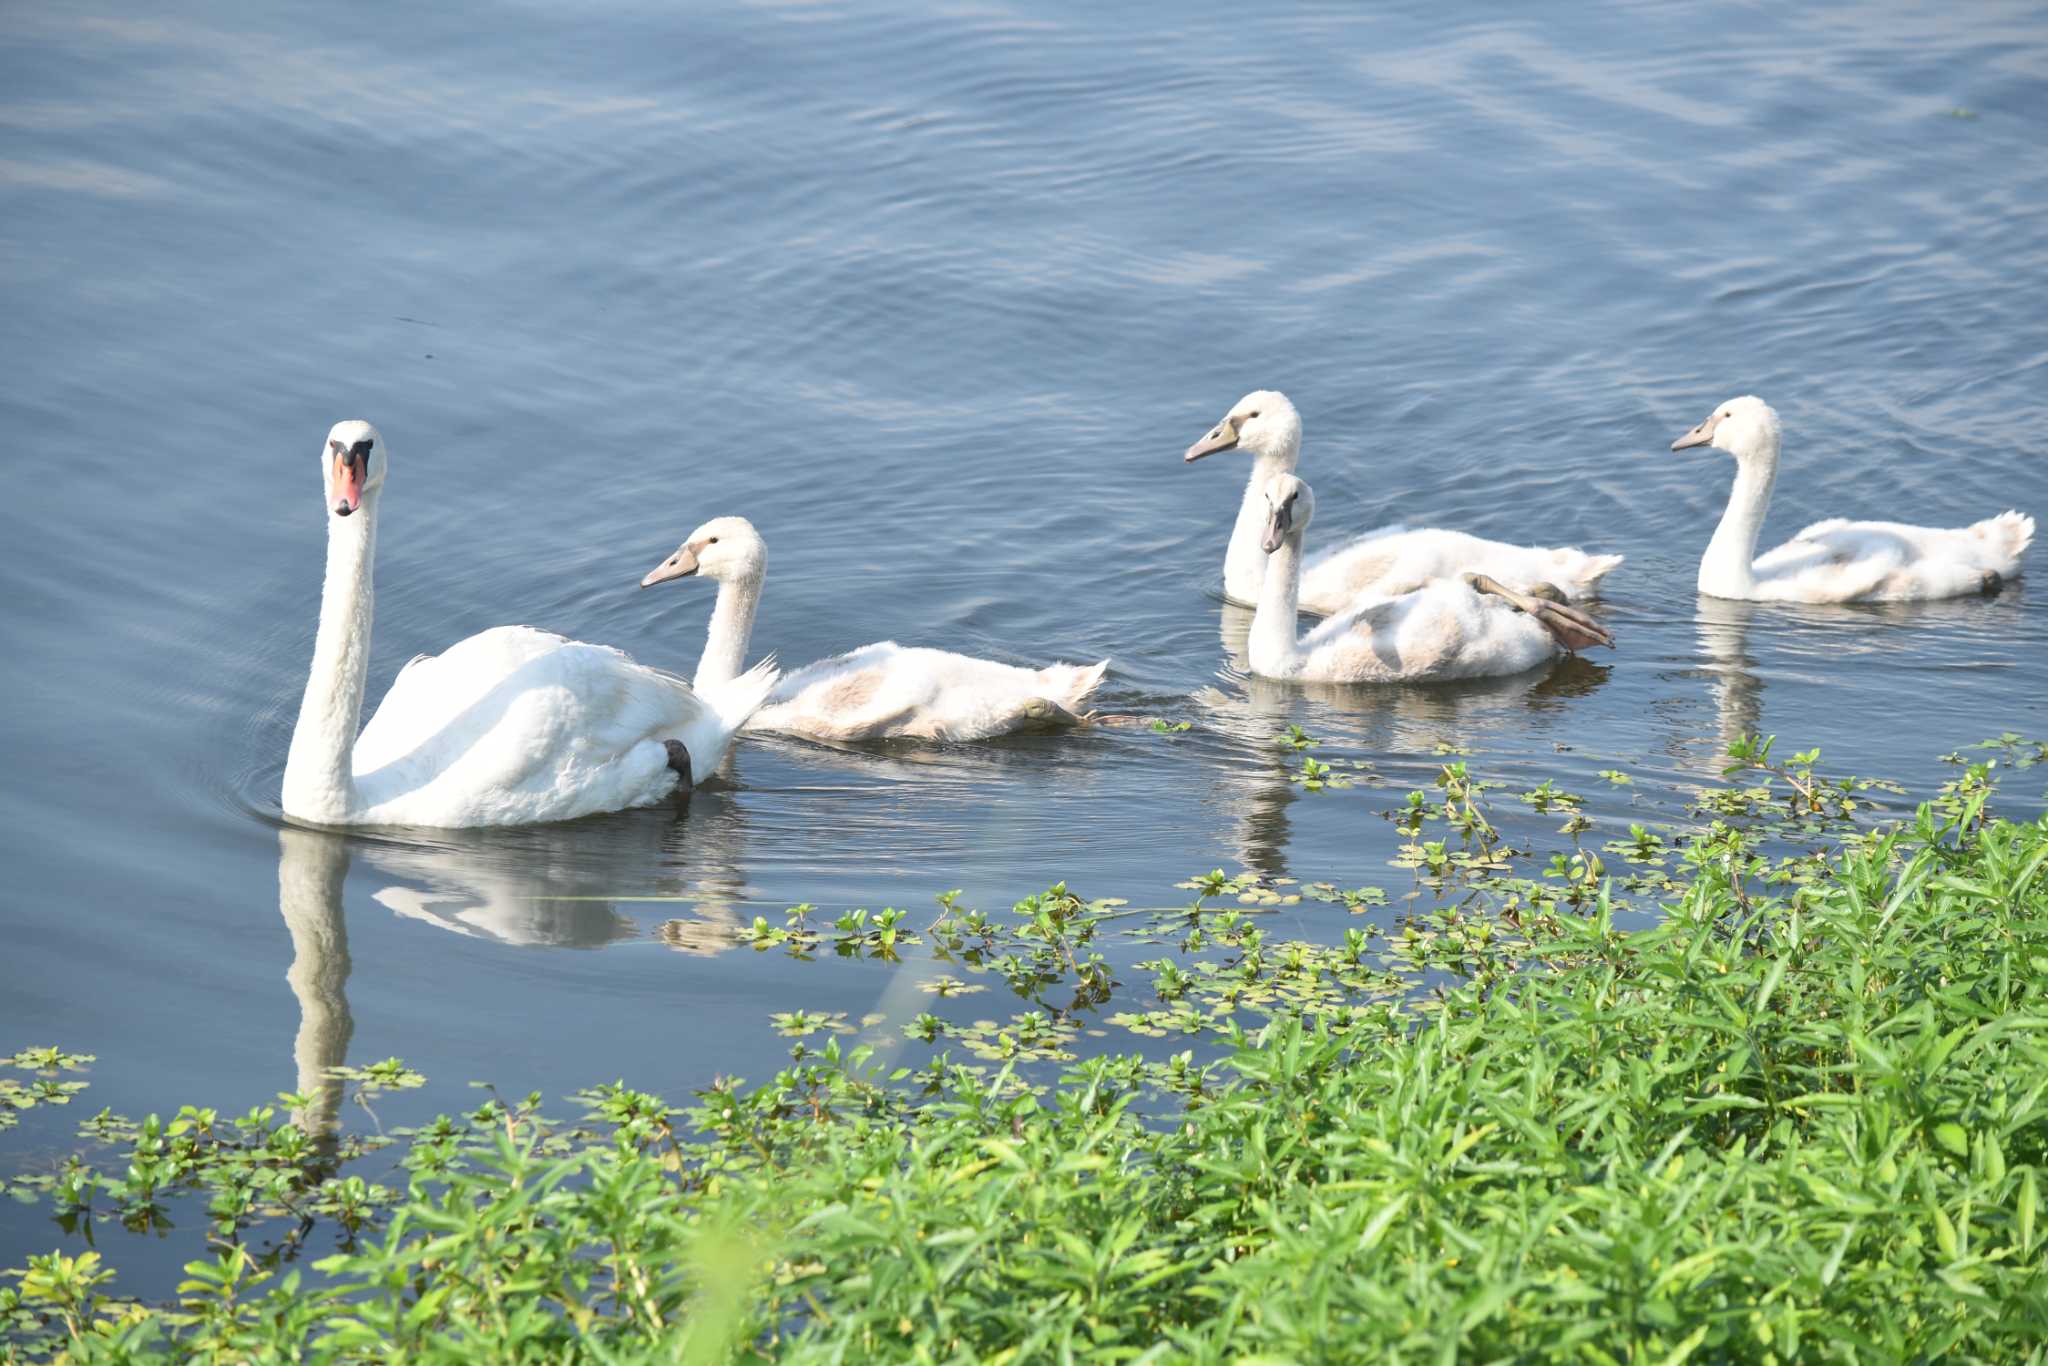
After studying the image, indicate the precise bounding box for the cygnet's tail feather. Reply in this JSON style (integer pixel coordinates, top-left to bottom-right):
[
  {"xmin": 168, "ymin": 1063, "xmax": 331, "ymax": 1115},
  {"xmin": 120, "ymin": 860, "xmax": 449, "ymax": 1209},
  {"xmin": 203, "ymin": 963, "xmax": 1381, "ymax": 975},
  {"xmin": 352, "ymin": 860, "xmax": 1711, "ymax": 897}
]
[
  {"xmin": 1062, "ymin": 659, "xmax": 1111, "ymax": 711},
  {"xmin": 1976, "ymin": 510, "xmax": 2035, "ymax": 573},
  {"xmin": 708, "ymin": 655, "xmax": 781, "ymax": 734},
  {"xmin": 1576, "ymin": 552, "xmax": 1626, "ymax": 586}
]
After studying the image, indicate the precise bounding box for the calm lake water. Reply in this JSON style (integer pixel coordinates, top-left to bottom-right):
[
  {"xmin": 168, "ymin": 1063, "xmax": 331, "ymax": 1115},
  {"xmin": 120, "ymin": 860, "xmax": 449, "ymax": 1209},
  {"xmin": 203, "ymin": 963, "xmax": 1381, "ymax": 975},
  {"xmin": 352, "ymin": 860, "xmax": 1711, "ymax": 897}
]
[{"xmin": 4, "ymin": 0, "xmax": 2046, "ymax": 1280}]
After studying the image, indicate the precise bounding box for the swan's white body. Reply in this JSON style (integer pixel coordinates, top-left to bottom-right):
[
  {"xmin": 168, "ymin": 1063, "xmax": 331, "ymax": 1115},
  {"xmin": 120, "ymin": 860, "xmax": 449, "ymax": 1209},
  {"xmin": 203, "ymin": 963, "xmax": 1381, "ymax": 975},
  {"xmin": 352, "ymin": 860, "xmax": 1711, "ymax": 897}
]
[
  {"xmin": 641, "ymin": 516, "xmax": 1108, "ymax": 741},
  {"xmin": 1674, "ymin": 396, "xmax": 2034, "ymax": 603},
  {"xmin": 1187, "ymin": 390, "xmax": 1622, "ymax": 613},
  {"xmin": 756, "ymin": 643, "xmax": 1108, "ymax": 741},
  {"xmin": 1247, "ymin": 476, "xmax": 1569, "ymax": 683},
  {"xmin": 281, "ymin": 421, "xmax": 774, "ymax": 829}
]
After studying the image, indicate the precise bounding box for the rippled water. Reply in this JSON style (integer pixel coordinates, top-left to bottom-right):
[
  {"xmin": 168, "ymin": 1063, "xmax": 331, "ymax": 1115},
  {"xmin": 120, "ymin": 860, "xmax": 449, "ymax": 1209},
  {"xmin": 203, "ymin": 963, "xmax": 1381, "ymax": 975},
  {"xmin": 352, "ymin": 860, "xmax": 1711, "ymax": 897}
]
[{"xmin": 4, "ymin": 0, "xmax": 2047, "ymax": 1271}]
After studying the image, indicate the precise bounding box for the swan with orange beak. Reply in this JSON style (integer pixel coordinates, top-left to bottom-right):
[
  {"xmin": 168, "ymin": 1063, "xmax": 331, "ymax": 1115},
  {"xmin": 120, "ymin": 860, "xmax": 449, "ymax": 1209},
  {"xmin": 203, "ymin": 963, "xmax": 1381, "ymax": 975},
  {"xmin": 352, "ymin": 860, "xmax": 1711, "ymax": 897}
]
[{"xmin": 326, "ymin": 431, "xmax": 374, "ymax": 517}]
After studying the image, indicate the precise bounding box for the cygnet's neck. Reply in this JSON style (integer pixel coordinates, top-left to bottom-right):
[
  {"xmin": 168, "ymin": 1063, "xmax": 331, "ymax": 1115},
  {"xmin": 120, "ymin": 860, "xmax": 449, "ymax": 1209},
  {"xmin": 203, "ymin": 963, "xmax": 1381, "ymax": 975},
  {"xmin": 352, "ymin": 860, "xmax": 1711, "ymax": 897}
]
[
  {"xmin": 1698, "ymin": 447, "xmax": 1778, "ymax": 599},
  {"xmin": 694, "ymin": 565, "xmax": 764, "ymax": 692},
  {"xmin": 1225, "ymin": 442, "xmax": 1301, "ymax": 605},
  {"xmin": 1247, "ymin": 534, "xmax": 1305, "ymax": 677},
  {"xmin": 283, "ymin": 498, "xmax": 378, "ymax": 822}
]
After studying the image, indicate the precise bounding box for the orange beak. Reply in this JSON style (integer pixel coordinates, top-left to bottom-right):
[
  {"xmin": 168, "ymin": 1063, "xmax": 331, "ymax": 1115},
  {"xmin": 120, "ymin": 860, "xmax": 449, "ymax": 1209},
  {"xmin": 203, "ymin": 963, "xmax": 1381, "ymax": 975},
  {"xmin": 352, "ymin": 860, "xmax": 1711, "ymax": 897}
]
[{"xmin": 333, "ymin": 452, "xmax": 364, "ymax": 516}]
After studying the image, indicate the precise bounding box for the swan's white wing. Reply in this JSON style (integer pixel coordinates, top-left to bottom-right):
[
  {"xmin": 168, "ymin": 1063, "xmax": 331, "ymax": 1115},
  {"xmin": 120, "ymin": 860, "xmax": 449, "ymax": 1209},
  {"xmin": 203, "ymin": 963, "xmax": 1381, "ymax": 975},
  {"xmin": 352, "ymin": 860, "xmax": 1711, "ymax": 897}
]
[
  {"xmin": 748, "ymin": 641, "xmax": 1092, "ymax": 740},
  {"xmin": 354, "ymin": 626, "xmax": 573, "ymax": 773},
  {"xmin": 1297, "ymin": 581, "xmax": 1555, "ymax": 682},
  {"xmin": 1760, "ymin": 514, "xmax": 2030, "ymax": 601},
  {"xmin": 1754, "ymin": 522, "xmax": 1916, "ymax": 602},
  {"xmin": 1299, "ymin": 527, "xmax": 1620, "ymax": 613},
  {"xmin": 351, "ymin": 625, "xmax": 717, "ymax": 825}
]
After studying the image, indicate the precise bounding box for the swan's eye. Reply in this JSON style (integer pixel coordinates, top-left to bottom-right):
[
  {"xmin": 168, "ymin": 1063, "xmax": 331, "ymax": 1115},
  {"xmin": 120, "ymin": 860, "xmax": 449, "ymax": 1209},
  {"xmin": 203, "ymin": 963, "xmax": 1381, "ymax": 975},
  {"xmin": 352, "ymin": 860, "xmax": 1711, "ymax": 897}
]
[
  {"xmin": 708, "ymin": 536, "xmax": 719, "ymax": 545},
  {"xmin": 1248, "ymin": 411, "xmax": 1260, "ymax": 419}
]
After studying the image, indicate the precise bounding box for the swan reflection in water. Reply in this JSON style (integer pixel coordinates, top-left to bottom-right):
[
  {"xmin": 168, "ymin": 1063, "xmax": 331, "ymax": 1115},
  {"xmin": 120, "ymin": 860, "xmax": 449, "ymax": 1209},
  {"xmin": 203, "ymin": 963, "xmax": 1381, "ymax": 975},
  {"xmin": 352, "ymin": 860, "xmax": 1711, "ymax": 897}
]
[
  {"xmin": 271, "ymin": 786, "xmax": 757, "ymax": 1138},
  {"xmin": 1201, "ymin": 600, "xmax": 1611, "ymax": 877},
  {"xmin": 1694, "ymin": 596, "xmax": 1763, "ymax": 759},
  {"xmin": 1680, "ymin": 586, "xmax": 2026, "ymax": 776},
  {"xmin": 360, "ymin": 792, "xmax": 754, "ymax": 955},
  {"xmin": 276, "ymin": 827, "xmax": 353, "ymax": 1137}
]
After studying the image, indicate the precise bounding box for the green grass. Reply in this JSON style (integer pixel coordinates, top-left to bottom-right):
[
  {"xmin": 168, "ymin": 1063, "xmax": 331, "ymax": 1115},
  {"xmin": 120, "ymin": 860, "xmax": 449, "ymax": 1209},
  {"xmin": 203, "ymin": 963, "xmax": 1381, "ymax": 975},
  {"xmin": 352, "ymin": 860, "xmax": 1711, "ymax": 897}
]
[{"xmin": 5, "ymin": 744, "xmax": 2048, "ymax": 1361}]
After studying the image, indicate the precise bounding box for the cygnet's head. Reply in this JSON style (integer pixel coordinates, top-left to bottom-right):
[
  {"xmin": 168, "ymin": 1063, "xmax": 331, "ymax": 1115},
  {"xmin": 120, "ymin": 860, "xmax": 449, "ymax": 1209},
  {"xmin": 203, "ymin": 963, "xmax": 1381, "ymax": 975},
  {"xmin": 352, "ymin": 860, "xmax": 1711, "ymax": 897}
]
[
  {"xmin": 1670, "ymin": 395, "xmax": 1780, "ymax": 464},
  {"xmin": 639, "ymin": 515, "xmax": 765, "ymax": 588},
  {"xmin": 1184, "ymin": 390, "xmax": 1302, "ymax": 465},
  {"xmin": 1258, "ymin": 472, "xmax": 1315, "ymax": 554},
  {"xmin": 321, "ymin": 420, "xmax": 386, "ymax": 518}
]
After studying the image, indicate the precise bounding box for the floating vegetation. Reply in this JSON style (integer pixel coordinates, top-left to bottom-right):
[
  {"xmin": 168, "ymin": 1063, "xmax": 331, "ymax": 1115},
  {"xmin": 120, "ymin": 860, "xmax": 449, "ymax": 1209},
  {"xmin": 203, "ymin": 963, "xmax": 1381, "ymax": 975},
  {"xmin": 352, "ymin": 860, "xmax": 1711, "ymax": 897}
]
[
  {"xmin": 0, "ymin": 1050, "xmax": 92, "ymax": 1135},
  {"xmin": 4, "ymin": 734, "xmax": 2047, "ymax": 1358}
]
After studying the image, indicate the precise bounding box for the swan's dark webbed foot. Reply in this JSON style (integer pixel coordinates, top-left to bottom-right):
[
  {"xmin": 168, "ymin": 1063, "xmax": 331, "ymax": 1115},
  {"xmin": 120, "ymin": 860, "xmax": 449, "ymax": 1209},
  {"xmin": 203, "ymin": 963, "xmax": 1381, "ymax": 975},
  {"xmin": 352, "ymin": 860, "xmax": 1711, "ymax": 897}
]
[
  {"xmin": 1464, "ymin": 573, "xmax": 1615, "ymax": 652},
  {"xmin": 663, "ymin": 740, "xmax": 694, "ymax": 805},
  {"xmin": 1982, "ymin": 569, "xmax": 2005, "ymax": 595}
]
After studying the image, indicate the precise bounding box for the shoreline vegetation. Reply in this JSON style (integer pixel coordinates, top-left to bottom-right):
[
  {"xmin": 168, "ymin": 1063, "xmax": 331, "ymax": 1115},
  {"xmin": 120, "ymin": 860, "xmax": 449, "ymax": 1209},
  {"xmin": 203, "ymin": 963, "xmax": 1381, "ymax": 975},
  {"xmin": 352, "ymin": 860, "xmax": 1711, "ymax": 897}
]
[{"xmin": 5, "ymin": 737, "xmax": 2046, "ymax": 1361}]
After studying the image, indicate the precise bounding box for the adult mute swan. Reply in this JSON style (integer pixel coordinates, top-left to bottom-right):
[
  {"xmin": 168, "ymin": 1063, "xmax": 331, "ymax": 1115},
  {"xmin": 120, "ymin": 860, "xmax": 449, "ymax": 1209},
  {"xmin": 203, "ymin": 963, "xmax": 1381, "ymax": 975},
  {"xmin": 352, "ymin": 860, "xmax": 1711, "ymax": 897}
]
[
  {"xmin": 1185, "ymin": 390, "xmax": 1622, "ymax": 612},
  {"xmin": 1672, "ymin": 396, "xmax": 2034, "ymax": 602},
  {"xmin": 1246, "ymin": 472, "xmax": 1613, "ymax": 683},
  {"xmin": 639, "ymin": 516, "xmax": 1108, "ymax": 740},
  {"xmin": 281, "ymin": 421, "xmax": 775, "ymax": 828}
]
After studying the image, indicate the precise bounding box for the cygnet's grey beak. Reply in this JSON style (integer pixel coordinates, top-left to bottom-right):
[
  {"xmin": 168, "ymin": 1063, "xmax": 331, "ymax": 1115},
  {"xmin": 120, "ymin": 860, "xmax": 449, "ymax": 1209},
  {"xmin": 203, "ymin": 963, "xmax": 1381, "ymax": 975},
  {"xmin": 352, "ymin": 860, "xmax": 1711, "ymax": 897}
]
[
  {"xmin": 1260, "ymin": 499, "xmax": 1293, "ymax": 554},
  {"xmin": 639, "ymin": 545, "xmax": 700, "ymax": 588},
  {"xmin": 1670, "ymin": 413, "xmax": 1720, "ymax": 451},
  {"xmin": 1184, "ymin": 416, "xmax": 1241, "ymax": 462}
]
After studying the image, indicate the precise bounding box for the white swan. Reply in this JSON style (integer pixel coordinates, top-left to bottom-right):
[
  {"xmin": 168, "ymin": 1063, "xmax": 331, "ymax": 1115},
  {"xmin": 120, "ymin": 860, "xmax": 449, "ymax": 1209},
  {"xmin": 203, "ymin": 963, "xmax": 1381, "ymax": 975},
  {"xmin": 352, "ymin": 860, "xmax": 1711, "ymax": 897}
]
[
  {"xmin": 1672, "ymin": 396, "xmax": 2035, "ymax": 603},
  {"xmin": 1246, "ymin": 472, "xmax": 1613, "ymax": 683},
  {"xmin": 281, "ymin": 421, "xmax": 776, "ymax": 828},
  {"xmin": 638, "ymin": 516, "xmax": 1109, "ymax": 740},
  {"xmin": 1185, "ymin": 390, "xmax": 1623, "ymax": 612}
]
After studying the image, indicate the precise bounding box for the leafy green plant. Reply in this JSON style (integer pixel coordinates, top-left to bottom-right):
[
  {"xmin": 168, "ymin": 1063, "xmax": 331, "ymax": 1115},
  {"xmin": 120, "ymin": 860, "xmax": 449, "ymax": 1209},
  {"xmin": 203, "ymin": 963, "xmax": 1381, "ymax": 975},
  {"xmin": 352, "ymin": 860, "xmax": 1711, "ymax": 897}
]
[{"xmin": 7, "ymin": 741, "xmax": 2048, "ymax": 1360}]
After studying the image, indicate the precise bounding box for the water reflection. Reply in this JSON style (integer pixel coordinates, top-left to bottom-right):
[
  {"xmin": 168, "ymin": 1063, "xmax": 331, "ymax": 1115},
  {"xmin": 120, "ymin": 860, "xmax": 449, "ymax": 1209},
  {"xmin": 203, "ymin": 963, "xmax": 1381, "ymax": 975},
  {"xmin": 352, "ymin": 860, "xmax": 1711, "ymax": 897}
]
[
  {"xmin": 276, "ymin": 828, "xmax": 353, "ymax": 1137},
  {"xmin": 1199, "ymin": 600, "xmax": 1612, "ymax": 875},
  {"xmin": 1211, "ymin": 602, "xmax": 1611, "ymax": 732},
  {"xmin": 363, "ymin": 794, "xmax": 752, "ymax": 953},
  {"xmin": 1695, "ymin": 596, "xmax": 1763, "ymax": 755}
]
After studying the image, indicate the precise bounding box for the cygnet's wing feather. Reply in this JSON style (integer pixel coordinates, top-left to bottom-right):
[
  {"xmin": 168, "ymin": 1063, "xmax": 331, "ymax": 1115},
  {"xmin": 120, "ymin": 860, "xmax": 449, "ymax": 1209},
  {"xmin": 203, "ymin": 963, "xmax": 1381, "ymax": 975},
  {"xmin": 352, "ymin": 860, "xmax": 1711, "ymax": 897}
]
[
  {"xmin": 1754, "ymin": 513, "xmax": 2029, "ymax": 602},
  {"xmin": 1299, "ymin": 527, "xmax": 1621, "ymax": 614},
  {"xmin": 749, "ymin": 641, "xmax": 1098, "ymax": 740},
  {"xmin": 1295, "ymin": 580, "xmax": 1557, "ymax": 682}
]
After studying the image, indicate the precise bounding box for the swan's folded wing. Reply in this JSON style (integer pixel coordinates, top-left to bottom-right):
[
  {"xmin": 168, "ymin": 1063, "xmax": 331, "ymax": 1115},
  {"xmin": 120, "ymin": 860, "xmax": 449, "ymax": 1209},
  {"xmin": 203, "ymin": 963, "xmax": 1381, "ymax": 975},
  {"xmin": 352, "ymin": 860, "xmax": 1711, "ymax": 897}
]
[
  {"xmin": 354, "ymin": 625, "xmax": 582, "ymax": 775},
  {"xmin": 1755, "ymin": 523, "xmax": 1906, "ymax": 601}
]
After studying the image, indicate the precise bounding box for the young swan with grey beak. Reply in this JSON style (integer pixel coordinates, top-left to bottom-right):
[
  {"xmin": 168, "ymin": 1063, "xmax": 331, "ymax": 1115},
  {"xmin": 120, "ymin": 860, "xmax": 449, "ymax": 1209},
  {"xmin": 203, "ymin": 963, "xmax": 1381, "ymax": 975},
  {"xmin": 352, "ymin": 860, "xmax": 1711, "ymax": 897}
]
[
  {"xmin": 641, "ymin": 516, "xmax": 1109, "ymax": 741},
  {"xmin": 1672, "ymin": 395, "xmax": 2033, "ymax": 602},
  {"xmin": 1246, "ymin": 473, "xmax": 1613, "ymax": 683},
  {"xmin": 1185, "ymin": 389, "xmax": 1622, "ymax": 613}
]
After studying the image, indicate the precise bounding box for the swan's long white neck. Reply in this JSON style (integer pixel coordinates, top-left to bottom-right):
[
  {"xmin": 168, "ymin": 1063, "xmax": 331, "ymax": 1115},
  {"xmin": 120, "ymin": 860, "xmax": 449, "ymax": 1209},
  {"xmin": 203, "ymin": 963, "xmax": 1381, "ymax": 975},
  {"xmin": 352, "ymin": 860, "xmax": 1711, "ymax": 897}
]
[
  {"xmin": 1247, "ymin": 534, "xmax": 1305, "ymax": 677},
  {"xmin": 1698, "ymin": 448, "xmax": 1778, "ymax": 598},
  {"xmin": 282, "ymin": 499, "xmax": 377, "ymax": 822},
  {"xmin": 1225, "ymin": 440, "xmax": 1300, "ymax": 604},
  {"xmin": 694, "ymin": 565, "xmax": 764, "ymax": 692}
]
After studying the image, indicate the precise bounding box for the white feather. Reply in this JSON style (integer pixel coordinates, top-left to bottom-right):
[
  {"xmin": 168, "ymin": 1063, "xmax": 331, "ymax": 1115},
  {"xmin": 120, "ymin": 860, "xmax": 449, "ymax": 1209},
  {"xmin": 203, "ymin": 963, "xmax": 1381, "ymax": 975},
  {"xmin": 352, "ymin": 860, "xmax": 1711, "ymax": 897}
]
[
  {"xmin": 1190, "ymin": 389, "xmax": 1622, "ymax": 612},
  {"xmin": 645, "ymin": 516, "xmax": 1108, "ymax": 742},
  {"xmin": 1245, "ymin": 475, "xmax": 1566, "ymax": 683},
  {"xmin": 281, "ymin": 422, "xmax": 774, "ymax": 828},
  {"xmin": 1679, "ymin": 396, "xmax": 2033, "ymax": 603}
]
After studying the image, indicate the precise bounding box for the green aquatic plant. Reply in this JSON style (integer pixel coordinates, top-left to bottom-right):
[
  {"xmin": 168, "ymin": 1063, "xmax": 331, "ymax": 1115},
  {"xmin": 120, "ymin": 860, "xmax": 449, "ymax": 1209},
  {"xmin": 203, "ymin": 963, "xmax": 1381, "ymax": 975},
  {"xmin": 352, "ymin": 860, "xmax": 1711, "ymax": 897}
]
[
  {"xmin": 5, "ymin": 740, "xmax": 2048, "ymax": 1359},
  {"xmin": 0, "ymin": 1050, "xmax": 93, "ymax": 1135}
]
